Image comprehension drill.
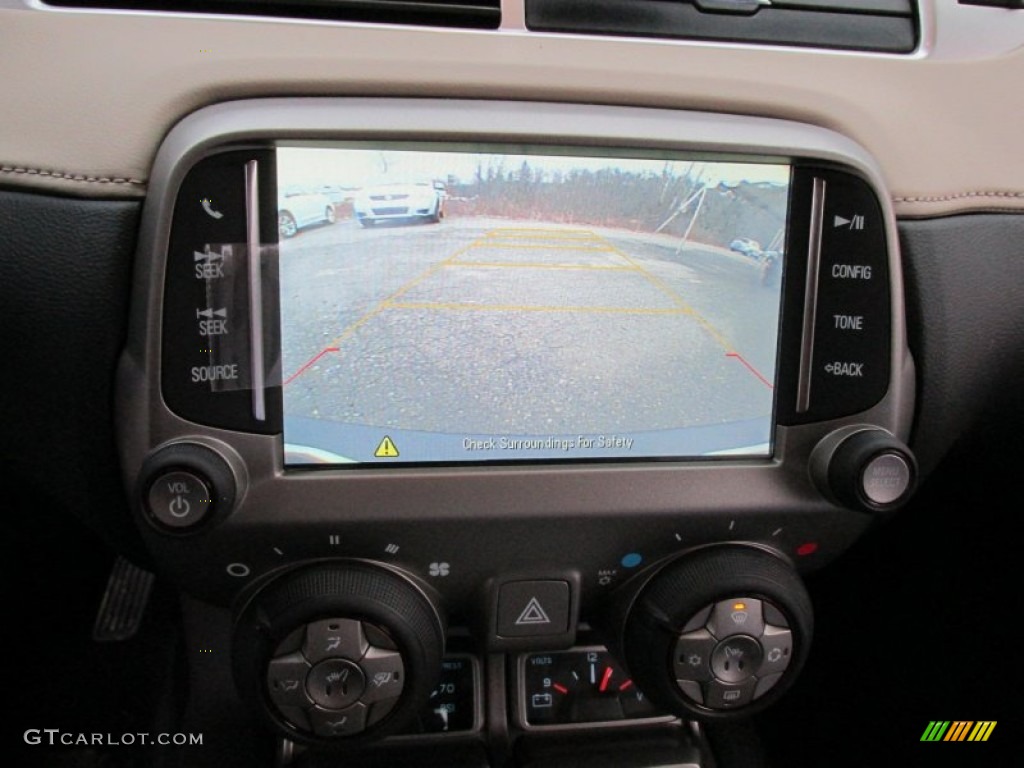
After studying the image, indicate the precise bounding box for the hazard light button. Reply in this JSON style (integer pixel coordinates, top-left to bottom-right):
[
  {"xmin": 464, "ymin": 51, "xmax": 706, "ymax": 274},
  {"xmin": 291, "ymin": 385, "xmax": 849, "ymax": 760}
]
[{"xmin": 497, "ymin": 580, "xmax": 571, "ymax": 638}]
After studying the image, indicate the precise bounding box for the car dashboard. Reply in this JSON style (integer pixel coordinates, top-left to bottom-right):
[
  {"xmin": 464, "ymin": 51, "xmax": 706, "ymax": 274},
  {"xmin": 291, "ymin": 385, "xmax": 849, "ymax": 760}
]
[{"xmin": 2, "ymin": 2, "xmax": 1023, "ymax": 767}]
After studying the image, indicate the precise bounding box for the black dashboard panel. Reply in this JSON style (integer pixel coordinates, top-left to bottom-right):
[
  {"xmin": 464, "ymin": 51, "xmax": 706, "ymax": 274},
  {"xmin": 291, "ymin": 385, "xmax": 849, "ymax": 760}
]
[
  {"xmin": 117, "ymin": 99, "xmax": 914, "ymax": 594},
  {"xmin": 525, "ymin": 0, "xmax": 918, "ymax": 53},
  {"xmin": 900, "ymin": 214, "xmax": 1024, "ymax": 474},
  {"xmin": 2, "ymin": 0, "xmax": 1022, "ymax": 763},
  {"xmin": 0, "ymin": 189, "xmax": 145, "ymax": 559},
  {"xmin": 160, "ymin": 148, "xmax": 282, "ymax": 434},
  {"xmin": 3, "ymin": 188, "xmax": 1022, "ymax": 768},
  {"xmin": 108, "ymin": 98, "xmax": 922, "ymax": 751}
]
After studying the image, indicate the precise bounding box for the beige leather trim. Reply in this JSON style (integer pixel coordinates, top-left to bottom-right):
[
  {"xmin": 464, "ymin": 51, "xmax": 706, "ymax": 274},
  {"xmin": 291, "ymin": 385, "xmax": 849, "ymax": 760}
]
[
  {"xmin": 1, "ymin": 6, "xmax": 1022, "ymax": 216},
  {"xmin": 0, "ymin": 164, "xmax": 146, "ymax": 192},
  {"xmin": 893, "ymin": 191, "xmax": 1024, "ymax": 218}
]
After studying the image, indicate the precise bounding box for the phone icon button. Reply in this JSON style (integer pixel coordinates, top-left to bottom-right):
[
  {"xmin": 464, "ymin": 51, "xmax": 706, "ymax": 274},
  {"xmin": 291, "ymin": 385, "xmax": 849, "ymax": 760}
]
[{"xmin": 200, "ymin": 198, "xmax": 224, "ymax": 220}]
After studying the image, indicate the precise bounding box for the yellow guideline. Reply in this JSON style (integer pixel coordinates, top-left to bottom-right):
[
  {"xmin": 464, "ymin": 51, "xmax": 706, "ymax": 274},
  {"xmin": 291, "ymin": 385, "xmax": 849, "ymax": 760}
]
[{"xmin": 374, "ymin": 436, "xmax": 400, "ymax": 458}]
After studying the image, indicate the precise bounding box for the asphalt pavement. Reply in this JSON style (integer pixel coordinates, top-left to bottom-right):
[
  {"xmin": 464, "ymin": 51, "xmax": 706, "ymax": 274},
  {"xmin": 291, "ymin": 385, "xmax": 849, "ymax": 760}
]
[{"xmin": 278, "ymin": 216, "xmax": 782, "ymax": 462}]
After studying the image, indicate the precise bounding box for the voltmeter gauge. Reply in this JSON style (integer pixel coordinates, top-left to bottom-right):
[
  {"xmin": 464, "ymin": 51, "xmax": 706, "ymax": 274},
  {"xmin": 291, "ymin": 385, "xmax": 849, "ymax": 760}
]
[{"xmin": 520, "ymin": 647, "xmax": 669, "ymax": 727}]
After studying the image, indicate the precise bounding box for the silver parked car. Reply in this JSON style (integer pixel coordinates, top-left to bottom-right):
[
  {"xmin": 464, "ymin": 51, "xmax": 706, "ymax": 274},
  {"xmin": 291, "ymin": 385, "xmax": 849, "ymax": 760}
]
[{"xmin": 729, "ymin": 237, "xmax": 761, "ymax": 258}]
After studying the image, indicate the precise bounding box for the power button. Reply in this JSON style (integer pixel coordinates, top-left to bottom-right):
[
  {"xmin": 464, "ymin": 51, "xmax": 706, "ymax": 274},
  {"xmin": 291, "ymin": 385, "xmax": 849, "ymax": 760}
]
[{"xmin": 147, "ymin": 469, "xmax": 213, "ymax": 530}]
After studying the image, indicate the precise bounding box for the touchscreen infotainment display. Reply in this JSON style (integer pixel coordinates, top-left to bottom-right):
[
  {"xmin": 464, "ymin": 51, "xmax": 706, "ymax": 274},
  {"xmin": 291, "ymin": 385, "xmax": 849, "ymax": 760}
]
[{"xmin": 277, "ymin": 144, "xmax": 789, "ymax": 465}]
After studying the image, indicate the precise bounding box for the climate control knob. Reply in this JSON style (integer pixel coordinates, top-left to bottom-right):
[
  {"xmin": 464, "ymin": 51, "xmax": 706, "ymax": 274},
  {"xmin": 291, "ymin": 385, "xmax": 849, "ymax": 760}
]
[
  {"xmin": 233, "ymin": 562, "xmax": 445, "ymax": 746},
  {"xmin": 619, "ymin": 545, "xmax": 812, "ymax": 719}
]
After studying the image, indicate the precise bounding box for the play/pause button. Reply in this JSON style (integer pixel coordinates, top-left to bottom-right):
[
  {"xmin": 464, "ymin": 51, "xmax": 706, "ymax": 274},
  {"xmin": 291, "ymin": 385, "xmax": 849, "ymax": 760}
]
[{"xmin": 496, "ymin": 580, "xmax": 571, "ymax": 638}]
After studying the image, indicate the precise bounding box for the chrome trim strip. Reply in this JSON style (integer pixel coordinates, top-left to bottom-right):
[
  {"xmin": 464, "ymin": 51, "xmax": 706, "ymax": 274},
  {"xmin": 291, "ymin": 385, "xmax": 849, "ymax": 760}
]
[
  {"xmin": 796, "ymin": 176, "xmax": 825, "ymax": 414},
  {"xmin": 245, "ymin": 159, "xmax": 266, "ymax": 422}
]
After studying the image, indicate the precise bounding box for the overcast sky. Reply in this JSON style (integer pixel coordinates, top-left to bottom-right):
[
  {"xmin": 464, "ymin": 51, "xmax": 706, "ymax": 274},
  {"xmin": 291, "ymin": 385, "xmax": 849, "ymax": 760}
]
[{"xmin": 277, "ymin": 145, "xmax": 791, "ymax": 191}]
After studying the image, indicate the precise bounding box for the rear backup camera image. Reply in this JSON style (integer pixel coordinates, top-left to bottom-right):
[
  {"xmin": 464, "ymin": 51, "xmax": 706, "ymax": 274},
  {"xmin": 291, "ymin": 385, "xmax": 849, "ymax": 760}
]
[{"xmin": 277, "ymin": 144, "xmax": 790, "ymax": 465}]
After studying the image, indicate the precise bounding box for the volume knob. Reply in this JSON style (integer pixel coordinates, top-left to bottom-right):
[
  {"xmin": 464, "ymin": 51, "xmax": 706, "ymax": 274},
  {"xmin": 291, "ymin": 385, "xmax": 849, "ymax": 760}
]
[{"xmin": 138, "ymin": 442, "xmax": 237, "ymax": 532}]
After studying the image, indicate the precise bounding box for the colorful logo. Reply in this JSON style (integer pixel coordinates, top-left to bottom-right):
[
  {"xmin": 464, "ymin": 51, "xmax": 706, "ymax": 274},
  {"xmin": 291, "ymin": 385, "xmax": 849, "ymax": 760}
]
[{"xmin": 921, "ymin": 721, "xmax": 996, "ymax": 742}]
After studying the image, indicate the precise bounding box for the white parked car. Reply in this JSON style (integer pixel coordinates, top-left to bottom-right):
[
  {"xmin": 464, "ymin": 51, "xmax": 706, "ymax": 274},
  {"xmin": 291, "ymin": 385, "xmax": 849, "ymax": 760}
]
[
  {"xmin": 353, "ymin": 182, "xmax": 445, "ymax": 227},
  {"xmin": 277, "ymin": 187, "xmax": 336, "ymax": 238}
]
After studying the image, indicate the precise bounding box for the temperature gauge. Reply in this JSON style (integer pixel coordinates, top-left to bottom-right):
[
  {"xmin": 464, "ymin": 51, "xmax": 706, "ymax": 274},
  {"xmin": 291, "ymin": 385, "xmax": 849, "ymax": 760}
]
[{"xmin": 521, "ymin": 647, "xmax": 666, "ymax": 726}]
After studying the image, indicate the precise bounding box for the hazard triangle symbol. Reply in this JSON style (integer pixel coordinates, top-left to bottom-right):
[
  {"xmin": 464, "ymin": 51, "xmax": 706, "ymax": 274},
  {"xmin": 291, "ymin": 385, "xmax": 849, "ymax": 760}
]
[
  {"xmin": 374, "ymin": 436, "xmax": 399, "ymax": 458},
  {"xmin": 515, "ymin": 597, "xmax": 551, "ymax": 625}
]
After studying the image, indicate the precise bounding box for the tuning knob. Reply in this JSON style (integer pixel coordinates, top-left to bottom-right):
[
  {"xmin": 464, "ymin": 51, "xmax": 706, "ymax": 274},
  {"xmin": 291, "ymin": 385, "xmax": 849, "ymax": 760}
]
[
  {"xmin": 618, "ymin": 545, "xmax": 812, "ymax": 719},
  {"xmin": 813, "ymin": 427, "xmax": 917, "ymax": 513},
  {"xmin": 232, "ymin": 562, "xmax": 445, "ymax": 746}
]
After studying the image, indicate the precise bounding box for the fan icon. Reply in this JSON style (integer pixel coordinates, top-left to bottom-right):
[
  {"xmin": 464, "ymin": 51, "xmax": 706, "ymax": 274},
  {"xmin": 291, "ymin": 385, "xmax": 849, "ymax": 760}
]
[{"xmin": 428, "ymin": 562, "xmax": 450, "ymax": 577}]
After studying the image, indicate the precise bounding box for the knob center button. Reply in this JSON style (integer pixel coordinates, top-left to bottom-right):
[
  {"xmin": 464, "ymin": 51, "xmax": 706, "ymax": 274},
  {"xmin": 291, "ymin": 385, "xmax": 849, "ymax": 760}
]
[
  {"xmin": 146, "ymin": 469, "xmax": 212, "ymax": 529},
  {"xmin": 306, "ymin": 660, "xmax": 366, "ymax": 710},
  {"xmin": 861, "ymin": 452, "xmax": 912, "ymax": 506},
  {"xmin": 710, "ymin": 635, "xmax": 763, "ymax": 684}
]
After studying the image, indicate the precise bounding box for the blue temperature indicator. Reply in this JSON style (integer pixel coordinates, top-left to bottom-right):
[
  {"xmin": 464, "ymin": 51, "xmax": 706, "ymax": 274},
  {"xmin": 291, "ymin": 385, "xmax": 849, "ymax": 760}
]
[{"xmin": 621, "ymin": 553, "xmax": 643, "ymax": 568}]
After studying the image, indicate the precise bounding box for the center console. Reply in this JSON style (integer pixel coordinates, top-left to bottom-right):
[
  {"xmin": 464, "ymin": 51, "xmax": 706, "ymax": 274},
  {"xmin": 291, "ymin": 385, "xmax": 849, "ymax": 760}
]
[{"xmin": 116, "ymin": 99, "xmax": 915, "ymax": 761}]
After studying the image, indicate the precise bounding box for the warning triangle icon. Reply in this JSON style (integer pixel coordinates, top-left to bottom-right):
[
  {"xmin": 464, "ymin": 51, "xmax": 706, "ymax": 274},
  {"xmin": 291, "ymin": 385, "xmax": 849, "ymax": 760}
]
[
  {"xmin": 374, "ymin": 436, "xmax": 400, "ymax": 458},
  {"xmin": 515, "ymin": 597, "xmax": 551, "ymax": 625}
]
